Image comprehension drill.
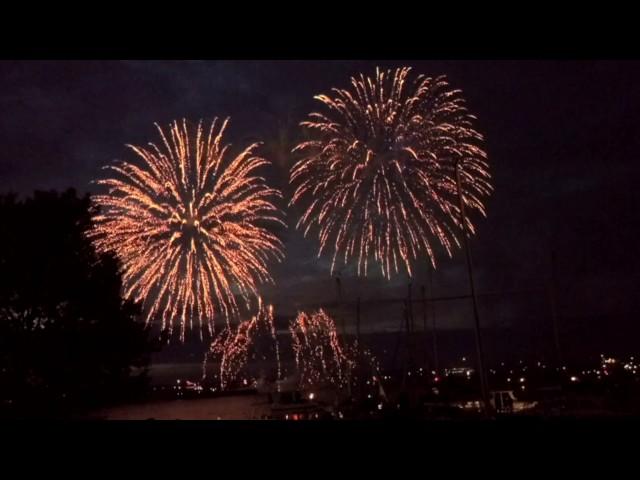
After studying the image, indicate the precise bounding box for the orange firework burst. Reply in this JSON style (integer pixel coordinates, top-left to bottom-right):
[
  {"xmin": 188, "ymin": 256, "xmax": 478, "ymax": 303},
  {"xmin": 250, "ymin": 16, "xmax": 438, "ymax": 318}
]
[
  {"xmin": 208, "ymin": 317, "xmax": 256, "ymax": 389},
  {"xmin": 290, "ymin": 67, "xmax": 492, "ymax": 279},
  {"xmin": 89, "ymin": 118, "xmax": 285, "ymax": 340},
  {"xmin": 205, "ymin": 301, "xmax": 280, "ymax": 389},
  {"xmin": 289, "ymin": 309, "xmax": 352, "ymax": 388}
]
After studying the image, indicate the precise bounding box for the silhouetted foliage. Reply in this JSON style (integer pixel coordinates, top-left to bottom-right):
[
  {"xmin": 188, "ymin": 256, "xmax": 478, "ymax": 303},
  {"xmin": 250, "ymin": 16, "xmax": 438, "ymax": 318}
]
[{"xmin": 0, "ymin": 189, "xmax": 157, "ymax": 417}]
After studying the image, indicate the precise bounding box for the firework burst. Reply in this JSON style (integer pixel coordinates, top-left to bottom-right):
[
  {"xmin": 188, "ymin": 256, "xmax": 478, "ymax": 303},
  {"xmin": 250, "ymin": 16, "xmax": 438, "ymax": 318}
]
[
  {"xmin": 207, "ymin": 317, "xmax": 256, "ymax": 389},
  {"xmin": 89, "ymin": 118, "xmax": 285, "ymax": 340},
  {"xmin": 204, "ymin": 301, "xmax": 281, "ymax": 389},
  {"xmin": 289, "ymin": 309, "xmax": 353, "ymax": 388},
  {"xmin": 290, "ymin": 67, "xmax": 492, "ymax": 278}
]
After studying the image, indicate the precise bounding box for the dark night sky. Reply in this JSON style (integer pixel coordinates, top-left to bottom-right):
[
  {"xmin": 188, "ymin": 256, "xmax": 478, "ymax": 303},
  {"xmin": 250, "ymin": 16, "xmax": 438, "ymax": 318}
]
[{"xmin": 2, "ymin": 60, "xmax": 640, "ymax": 362}]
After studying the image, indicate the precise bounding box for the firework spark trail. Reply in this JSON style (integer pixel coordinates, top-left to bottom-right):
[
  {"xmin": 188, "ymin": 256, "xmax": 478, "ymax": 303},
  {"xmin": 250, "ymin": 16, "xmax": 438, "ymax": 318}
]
[
  {"xmin": 290, "ymin": 67, "xmax": 492, "ymax": 279},
  {"xmin": 205, "ymin": 306, "xmax": 378, "ymax": 392},
  {"xmin": 289, "ymin": 309, "xmax": 353, "ymax": 388},
  {"xmin": 204, "ymin": 301, "xmax": 281, "ymax": 389},
  {"xmin": 89, "ymin": 119, "xmax": 285, "ymax": 341},
  {"xmin": 208, "ymin": 318, "xmax": 256, "ymax": 389},
  {"xmin": 266, "ymin": 304, "xmax": 282, "ymax": 382}
]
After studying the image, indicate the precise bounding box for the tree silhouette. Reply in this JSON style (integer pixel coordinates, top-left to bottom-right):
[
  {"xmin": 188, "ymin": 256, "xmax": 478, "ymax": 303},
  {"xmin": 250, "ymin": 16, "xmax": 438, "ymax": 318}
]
[{"xmin": 0, "ymin": 189, "xmax": 157, "ymax": 418}]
